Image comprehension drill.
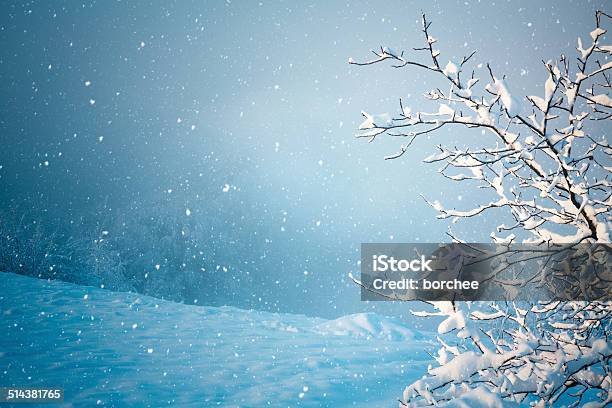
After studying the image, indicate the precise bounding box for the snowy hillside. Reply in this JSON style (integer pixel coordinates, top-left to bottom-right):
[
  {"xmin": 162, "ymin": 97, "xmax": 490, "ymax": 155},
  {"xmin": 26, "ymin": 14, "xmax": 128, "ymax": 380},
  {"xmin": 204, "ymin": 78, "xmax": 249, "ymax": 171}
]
[{"xmin": 0, "ymin": 273, "xmax": 433, "ymax": 407}]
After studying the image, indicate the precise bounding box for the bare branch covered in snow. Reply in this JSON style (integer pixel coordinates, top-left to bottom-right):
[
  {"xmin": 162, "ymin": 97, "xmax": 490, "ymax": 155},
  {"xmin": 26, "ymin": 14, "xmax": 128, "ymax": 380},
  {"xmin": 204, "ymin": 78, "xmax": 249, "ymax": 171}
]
[
  {"xmin": 403, "ymin": 300, "xmax": 611, "ymax": 407},
  {"xmin": 351, "ymin": 12, "xmax": 612, "ymax": 245},
  {"xmin": 351, "ymin": 10, "xmax": 612, "ymax": 407}
]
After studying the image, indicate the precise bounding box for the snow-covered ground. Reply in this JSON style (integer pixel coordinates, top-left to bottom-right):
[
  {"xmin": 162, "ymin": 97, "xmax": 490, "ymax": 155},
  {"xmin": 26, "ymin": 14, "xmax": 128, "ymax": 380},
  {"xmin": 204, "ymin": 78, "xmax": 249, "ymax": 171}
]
[{"xmin": 0, "ymin": 273, "xmax": 434, "ymax": 407}]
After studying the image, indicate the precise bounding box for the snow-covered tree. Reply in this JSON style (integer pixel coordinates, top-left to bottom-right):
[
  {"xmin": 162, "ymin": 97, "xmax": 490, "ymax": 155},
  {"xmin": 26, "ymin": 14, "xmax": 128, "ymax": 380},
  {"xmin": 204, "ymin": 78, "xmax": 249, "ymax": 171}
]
[
  {"xmin": 0, "ymin": 210, "xmax": 79, "ymax": 283},
  {"xmin": 351, "ymin": 11, "xmax": 611, "ymax": 407},
  {"xmin": 0, "ymin": 201, "xmax": 253, "ymax": 306}
]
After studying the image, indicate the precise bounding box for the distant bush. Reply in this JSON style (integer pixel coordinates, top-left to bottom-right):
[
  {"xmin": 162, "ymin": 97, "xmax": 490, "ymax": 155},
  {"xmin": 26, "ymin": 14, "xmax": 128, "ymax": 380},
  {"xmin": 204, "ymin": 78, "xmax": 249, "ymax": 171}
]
[
  {"xmin": 0, "ymin": 205, "xmax": 252, "ymax": 306},
  {"xmin": 0, "ymin": 211, "xmax": 76, "ymax": 282}
]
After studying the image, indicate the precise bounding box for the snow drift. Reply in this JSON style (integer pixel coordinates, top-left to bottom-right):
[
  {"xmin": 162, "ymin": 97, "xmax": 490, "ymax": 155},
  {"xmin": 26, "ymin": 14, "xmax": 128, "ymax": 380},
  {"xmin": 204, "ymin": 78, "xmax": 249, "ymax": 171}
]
[
  {"xmin": 315, "ymin": 313, "xmax": 424, "ymax": 341},
  {"xmin": 0, "ymin": 273, "xmax": 432, "ymax": 407}
]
